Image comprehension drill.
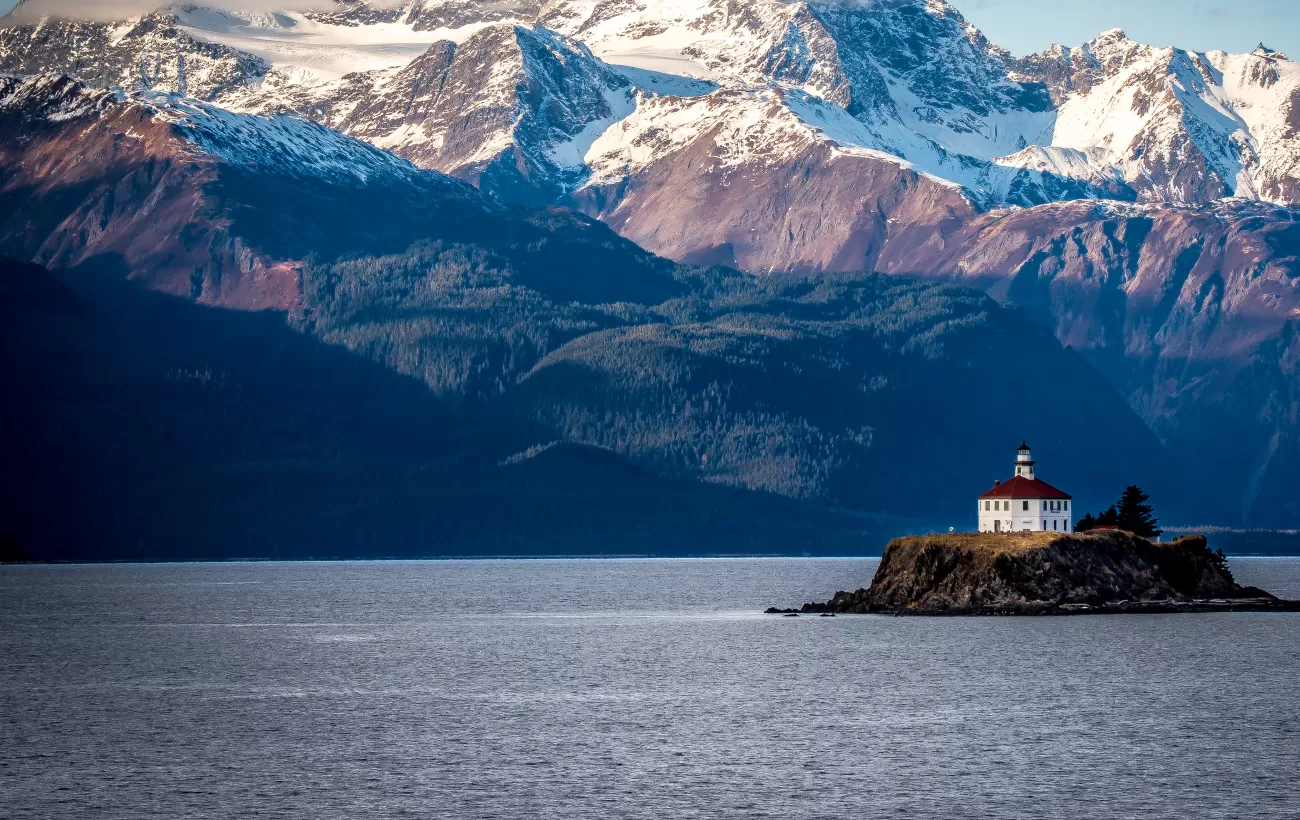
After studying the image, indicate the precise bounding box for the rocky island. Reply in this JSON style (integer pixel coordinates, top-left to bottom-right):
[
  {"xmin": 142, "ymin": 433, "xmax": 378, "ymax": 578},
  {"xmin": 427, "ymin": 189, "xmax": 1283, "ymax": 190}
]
[{"xmin": 771, "ymin": 531, "xmax": 1300, "ymax": 616}]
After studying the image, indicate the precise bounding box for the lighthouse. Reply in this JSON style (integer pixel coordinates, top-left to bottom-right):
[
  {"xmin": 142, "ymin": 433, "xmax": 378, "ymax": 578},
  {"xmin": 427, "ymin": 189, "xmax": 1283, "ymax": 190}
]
[
  {"xmin": 1014, "ymin": 442, "xmax": 1035, "ymax": 479},
  {"xmin": 977, "ymin": 443, "xmax": 1072, "ymax": 533}
]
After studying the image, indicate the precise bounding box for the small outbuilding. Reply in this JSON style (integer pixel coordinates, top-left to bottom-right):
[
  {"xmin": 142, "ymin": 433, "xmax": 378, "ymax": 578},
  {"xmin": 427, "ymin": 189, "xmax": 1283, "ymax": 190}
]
[{"xmin": 977, "ymin": 443, "xmax": 1072, "ymax": 533}]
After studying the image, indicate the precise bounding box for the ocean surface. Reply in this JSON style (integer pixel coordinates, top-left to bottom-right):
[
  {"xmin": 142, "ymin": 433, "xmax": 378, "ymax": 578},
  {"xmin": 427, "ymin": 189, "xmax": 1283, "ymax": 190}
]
[{"xmin": 2, "ymin": 557, "xmax": 1299, "ymax": 819}]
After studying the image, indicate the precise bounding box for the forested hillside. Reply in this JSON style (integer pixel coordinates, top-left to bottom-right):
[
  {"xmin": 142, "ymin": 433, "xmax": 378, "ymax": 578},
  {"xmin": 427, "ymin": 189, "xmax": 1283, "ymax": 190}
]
[
  {"xmin": 0, "ymin": 74, "xmax": 1195, "ymax": 560},
  {"xmin": 0, "ymin": 258, "xmax": 881, "ymax": 560},
  {"xmin": 2, "ymin": 248, "xmax": 1185, "ymax": 560}
]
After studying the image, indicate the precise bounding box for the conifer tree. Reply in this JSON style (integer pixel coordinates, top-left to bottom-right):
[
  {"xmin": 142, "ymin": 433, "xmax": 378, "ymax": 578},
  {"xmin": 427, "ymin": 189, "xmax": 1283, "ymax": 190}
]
[
  {"xmin": 1096, "ymin": 505, "xmax": 1119, "ymax": 527},
  {"xmin": 1115, "ymin": 485, "xmax": 1161, "ymax": 538},
  {"xmin": 1073, "ymin": 512, "xmax": 1097, "ymax": 533}
]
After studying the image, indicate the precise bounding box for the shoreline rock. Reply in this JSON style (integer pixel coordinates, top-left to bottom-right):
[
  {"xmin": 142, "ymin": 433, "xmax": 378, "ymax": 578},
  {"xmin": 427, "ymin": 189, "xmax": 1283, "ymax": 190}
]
[{"xmin": 770, "ymin": 531, "xmax": 1300, "ymax": 616}]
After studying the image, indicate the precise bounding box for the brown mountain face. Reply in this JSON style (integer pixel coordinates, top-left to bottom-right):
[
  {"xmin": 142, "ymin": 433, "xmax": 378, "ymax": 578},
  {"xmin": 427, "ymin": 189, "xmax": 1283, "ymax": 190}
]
[
  {"xmin": 573, "ymin": 131, "xmax": 976, "ymax": 273},
  {"xmin": 0, "ymin": 75, "xmax": 298, "ymax": 309},
  {"xmin": 0, "ymin": 74, "xmax": 496, "ymax": 310},
  {"xmin": 576, "ymin": 126, "xmax": 1300, "ymax": 524},
  {"xmin": 880, "ymin": 200, "xmax": 1300, "ymax": 526}
]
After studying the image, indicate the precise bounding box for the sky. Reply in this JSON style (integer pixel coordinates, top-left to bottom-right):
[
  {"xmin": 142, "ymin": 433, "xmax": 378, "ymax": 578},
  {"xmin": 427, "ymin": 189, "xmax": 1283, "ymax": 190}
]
[
  {"xmin": 954, "ymin": 0, "xmax": 1299, "ymax": 57},
  {"xmin": 0, "ymin": 0, "xmax": 1296, "ymax": 58}
]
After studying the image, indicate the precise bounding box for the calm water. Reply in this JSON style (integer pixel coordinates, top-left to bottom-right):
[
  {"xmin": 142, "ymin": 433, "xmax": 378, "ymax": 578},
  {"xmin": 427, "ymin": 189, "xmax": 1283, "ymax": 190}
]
[{"xmin": 2, "ymin": 557, "xmax": 1299, "ymax": 819}]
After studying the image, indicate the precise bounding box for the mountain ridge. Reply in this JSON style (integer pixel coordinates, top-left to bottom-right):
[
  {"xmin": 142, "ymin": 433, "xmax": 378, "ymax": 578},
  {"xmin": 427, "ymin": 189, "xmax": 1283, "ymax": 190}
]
[
  {"xmin": 2, "ymin": 1, "xmax": 1299, "ymax": 529},
  {"xmin": 6, "ymin": 1, "xmax": 1299, "ymax": 211}
]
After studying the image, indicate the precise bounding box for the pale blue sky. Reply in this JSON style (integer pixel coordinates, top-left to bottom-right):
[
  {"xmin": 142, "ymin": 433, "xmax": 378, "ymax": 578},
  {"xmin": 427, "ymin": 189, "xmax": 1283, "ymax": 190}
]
[
  {"xmin": 955, "ymin": 0, "xmax": 1299, "ymax": 58},
  {"xmin": 0, "ymin": 0, "xmax": 1296, "ymax": 58}
]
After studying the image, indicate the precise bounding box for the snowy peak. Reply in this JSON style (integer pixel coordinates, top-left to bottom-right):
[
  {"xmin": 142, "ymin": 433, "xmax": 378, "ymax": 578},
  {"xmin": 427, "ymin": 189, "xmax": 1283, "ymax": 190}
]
[
  {"xmin": 3, "ymin": 0, "xmax": 1300, "ymax": 210},
  {"xmin": 1252, "ymin": 43, "xmax": 1286, "ymax": 60},
  {"xmin": 0, "ymin": 11, "xmax": 270, "ymax": 100},
  {"xmin": 1012, "ymin": 29, "xmax": 1300, "ymax": 205},
  {"xmin": 0, "ymin": 71, "xmax": 119, "ymax": 121},
  {"xmin": 316, "ymin": 22, "xmax": 633, "ymax": 202},
  {"xmin": 0, "ymin": 72, "xmax": 487, "ymax": 196},
  {"xmin": 153, "ymin": 91, "xmax": 436, "ymax": 187}
]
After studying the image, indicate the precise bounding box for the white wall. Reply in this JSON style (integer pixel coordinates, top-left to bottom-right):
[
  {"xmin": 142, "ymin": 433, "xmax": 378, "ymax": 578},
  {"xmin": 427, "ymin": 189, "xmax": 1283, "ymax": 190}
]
[{"xmin": 977, "ymin": 497, "xmax": 1072, "ymax": 532}]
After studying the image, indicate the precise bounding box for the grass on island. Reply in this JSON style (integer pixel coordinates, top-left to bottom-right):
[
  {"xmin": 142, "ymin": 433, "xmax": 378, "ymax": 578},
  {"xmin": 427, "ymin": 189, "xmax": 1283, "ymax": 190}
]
[{"xmin": 891, "ymin": 530, "xmax": 1111, "ymax": 556}]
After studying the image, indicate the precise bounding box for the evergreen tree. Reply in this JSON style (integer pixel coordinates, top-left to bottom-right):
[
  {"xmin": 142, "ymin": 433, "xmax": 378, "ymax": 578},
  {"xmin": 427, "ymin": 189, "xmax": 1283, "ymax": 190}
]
[
  {"xmin": 1073, "ymin": 512, "xmax": 1097, "ymax": 532},
  {"xmin": 1209, "ymin": 547, "xmax": 1230, "ymax": 573},
  {"xmin": 1115, "ymin": 485, "xmax": 1161, "ymax": 538},
  {"xmin": 1096, "ymin": 505, "xmax": 1119, "ymax": 527}
]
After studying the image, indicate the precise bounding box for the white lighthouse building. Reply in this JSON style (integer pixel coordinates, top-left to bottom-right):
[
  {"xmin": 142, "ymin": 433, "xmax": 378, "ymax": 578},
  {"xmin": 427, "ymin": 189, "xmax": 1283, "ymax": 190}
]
[{"xmin": 977, "ymin": 443, "xmax": 1072, "ymax": 533}]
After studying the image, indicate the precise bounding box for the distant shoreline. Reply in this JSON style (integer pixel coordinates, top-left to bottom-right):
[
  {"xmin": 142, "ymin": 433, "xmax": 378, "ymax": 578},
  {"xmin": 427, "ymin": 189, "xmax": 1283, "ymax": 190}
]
[{"xmin": 5, "ymin": 552, "xmax": 1300, "ymax": 567}]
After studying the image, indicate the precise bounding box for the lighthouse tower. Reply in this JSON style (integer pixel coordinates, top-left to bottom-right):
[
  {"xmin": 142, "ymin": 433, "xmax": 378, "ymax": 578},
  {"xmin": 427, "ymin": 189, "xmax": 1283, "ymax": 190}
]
[
  {"xmin": 977, "ymin": 443, "xmax": 1072, "ymax": 533},
  {"xmin": 1014, "ymin": 442, "xmax": 1035, "ymax": 479}
]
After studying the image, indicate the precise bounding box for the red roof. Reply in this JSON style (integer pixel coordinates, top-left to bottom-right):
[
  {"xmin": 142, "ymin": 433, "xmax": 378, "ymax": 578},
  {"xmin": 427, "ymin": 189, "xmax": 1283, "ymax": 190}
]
[{"xmin": 978, "ymin": 475, "xmax": 1072, "ymax": 500}]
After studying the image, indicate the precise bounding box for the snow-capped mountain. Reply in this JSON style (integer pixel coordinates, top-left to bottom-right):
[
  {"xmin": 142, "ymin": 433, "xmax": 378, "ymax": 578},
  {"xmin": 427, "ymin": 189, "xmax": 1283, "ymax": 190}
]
[
  {"xmin": 1012, "ymin": 29, "xmax": 1300, "ymax": 204},
  {"xmin": 4, "ymin": 0, "xmax": 1300, "ymax": 524},
  {"xmin": 0, "ymin": 72, "xmax": 492, "ymax": 307},
  {"xmin": 319, "ymin": 23, "xmax": 634, "ymax": 204},
  {"xmin": 4, "ymin": 0, "xmax": 1298, "ymax": 312},
  {"xmin": 6, "ymin": 0, "xmax": 1299, "ymax": 213}
]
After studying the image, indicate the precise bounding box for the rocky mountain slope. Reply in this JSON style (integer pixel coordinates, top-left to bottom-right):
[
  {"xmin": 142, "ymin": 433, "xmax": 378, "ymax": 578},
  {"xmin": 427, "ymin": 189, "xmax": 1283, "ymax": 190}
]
[
  {"xmin": 3, "ymin": 0, "xmax": 1300, "ymax": 527},
  {"xmin": 1011, "ymin": 30, "xmax": 1300, "ymax": 204},
  {"xmin": 0, "ymin": 73, "xmax": 496, "ymax": 308},
  {"xmin": 6, "ymin": 0, "xmax": 1298, "ymax": 211},
  {"xmin": 322, "ymin": 23, "xmax": 635, "ymax": 205}
]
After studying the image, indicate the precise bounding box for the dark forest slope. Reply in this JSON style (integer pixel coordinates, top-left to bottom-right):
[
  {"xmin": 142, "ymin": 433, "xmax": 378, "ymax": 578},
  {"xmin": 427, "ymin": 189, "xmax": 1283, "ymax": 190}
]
[{"xmin": 0, "ymin": 258, "xmax": 880, "ymax": 560}]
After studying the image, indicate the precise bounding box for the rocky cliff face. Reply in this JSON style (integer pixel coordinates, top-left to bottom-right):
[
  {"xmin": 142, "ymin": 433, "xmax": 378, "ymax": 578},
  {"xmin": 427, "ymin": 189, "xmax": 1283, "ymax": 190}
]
[
  {"xmin": 1011, "ymin": 31, "xmax": 1300, "ymax": 205},
  {"xmin": 326, "ymin": 24, "xmax": 634, "ymax": 204},
  {"xmin": 307, "ymin": 0, "xmax": 542, "ymax": 30},
  {"xmin": 0, "ymin": 11, "xmax": 269, "ymax": 100},
  {"xmin": 7, "ymin": 0, "xmax": 1298, "ymax": 212},
  {"xmin": 804, "ymin": 531, "xmax": 1292, "ymax": 616},
  {"xmin": 571, "ymin": 87, "xmax": 981, "ymax": 272}
]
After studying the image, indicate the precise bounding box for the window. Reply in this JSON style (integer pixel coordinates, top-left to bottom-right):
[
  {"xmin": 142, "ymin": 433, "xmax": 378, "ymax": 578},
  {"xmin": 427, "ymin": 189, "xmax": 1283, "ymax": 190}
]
[
  {"xmin": 1023, "ymin": 500, "xmax": 1029, "ymax": 511},
  {"xmin": 1042, "ymin": 500, "xmax": 1047, "ymax": 511},
  {"xmin": 1053, "ymin": 519, "xmax": 1058, "ymax": 531},
  {"xmin": 1042, "ymin": 520, "xmax": 1046, "ymax": 529},
  {"xmin": 1064, "ymin": 500, "xmax": 1069, "ymax": 511},
  {"xmin": 985, "ymin": 500, "xmax": 990, "ymax": 511}
]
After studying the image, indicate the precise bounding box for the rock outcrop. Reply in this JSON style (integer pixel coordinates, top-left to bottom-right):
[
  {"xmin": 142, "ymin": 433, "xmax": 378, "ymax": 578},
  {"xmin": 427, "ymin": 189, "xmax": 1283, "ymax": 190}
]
[{"xmin": 774, "ymin": 531, "xmax": 1300, "ymax": 616}]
